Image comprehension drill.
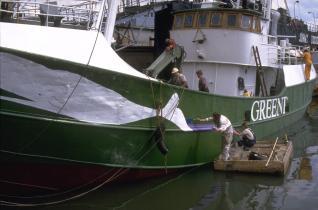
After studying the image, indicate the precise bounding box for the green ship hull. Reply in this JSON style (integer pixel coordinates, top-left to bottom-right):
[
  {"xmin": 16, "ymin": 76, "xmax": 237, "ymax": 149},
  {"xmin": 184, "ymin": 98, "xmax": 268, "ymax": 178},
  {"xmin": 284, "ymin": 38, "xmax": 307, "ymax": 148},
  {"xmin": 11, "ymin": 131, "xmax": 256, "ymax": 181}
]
[
  {"xmin": 1, "ymin": 49, "xmax": 315, "ymax": 164},
  {"xmin": 0, "ymin": 49, "xmax": 315, "ymax": 197}
]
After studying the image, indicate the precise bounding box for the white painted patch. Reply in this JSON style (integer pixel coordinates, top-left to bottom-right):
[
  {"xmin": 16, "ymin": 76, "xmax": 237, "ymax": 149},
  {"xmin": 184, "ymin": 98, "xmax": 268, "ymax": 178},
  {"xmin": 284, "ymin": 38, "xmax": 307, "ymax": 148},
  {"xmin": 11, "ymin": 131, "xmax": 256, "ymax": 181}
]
[
  {"xmin": 283, "ymin": 64, "xmax": 317, "ymax": 87},
  {"xmin": 0, "ymin": 22, "xmax": 153, "ymax": 80},
  {"xmin": 0, "ymin": 54, "xmax": 192, "ymax": 131}
]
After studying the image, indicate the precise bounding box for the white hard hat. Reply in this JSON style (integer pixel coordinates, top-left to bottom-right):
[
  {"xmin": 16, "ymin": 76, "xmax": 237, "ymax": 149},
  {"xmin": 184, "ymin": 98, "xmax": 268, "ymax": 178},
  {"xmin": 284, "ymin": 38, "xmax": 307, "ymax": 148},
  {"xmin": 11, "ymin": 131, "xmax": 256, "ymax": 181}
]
[{"xmin": 172, "ymin": 67, "xmax": 179, "ymax": 74}]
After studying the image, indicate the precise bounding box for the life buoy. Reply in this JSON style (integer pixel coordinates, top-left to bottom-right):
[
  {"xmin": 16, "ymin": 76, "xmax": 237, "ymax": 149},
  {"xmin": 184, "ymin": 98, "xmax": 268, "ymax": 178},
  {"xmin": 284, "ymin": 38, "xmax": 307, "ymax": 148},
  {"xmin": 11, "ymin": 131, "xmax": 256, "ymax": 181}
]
[{"xmin": 152, "ymin": 123, "xmax": 168, "ymax": 155}]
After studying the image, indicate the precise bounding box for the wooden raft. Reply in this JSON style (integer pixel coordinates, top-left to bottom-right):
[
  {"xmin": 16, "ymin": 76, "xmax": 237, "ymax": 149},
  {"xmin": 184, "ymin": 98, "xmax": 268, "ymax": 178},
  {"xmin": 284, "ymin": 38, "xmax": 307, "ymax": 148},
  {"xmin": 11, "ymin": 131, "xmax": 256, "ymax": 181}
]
[{"xmin": 214, "ymin": 141, "xmax": 293, "ymax": 175}]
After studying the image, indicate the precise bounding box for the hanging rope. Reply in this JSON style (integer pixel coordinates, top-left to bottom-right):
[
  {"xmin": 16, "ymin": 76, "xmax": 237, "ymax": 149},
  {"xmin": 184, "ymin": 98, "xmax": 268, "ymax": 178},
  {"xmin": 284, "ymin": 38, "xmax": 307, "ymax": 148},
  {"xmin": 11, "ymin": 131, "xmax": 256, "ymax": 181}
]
[
  {"xmin": 1, "ymin": 80, "xmax": 176, "ymax": 206},
  {"xmin": 1, "ymin": 126, "xmax": 169, "ymax": 207}
]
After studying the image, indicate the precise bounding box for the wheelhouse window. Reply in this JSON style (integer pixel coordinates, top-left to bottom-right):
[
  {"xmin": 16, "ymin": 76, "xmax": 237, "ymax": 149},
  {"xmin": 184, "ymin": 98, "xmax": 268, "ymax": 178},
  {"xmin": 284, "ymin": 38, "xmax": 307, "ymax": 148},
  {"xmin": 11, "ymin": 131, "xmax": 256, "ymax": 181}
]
[
  {"xmin": 241, "ymin": 15, "xmax": 252, "ymax": 29},
  {"xmin": 184, "ymin": 13, "xmax": 194, "ymax": 28},
  {"xmin": 197, "ymin": 13, "xmax": 208, "ymax": 27},
  {"xmin": 174, "ymin": 14, "xmax": 184, "ymax": 29},
  {"xmin": 252, "ymin": 17, "xmax": 261, "ymax": 32},
  {"xmin": 227, "ymin": 14, "xmax": 237, "ymax": 27},
  {"xmin": 210, "ymin": 13, "xmax": 222, "ymax": 26}
]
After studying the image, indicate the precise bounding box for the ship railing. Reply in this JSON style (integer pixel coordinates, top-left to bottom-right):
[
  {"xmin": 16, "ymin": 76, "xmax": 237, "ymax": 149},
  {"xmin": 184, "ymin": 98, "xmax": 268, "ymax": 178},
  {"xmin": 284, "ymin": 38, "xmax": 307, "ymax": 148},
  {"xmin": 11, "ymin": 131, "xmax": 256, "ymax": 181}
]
[
  {"xmin": 0, "ymin": 0, "xmax": 104, "ymax": 30},
  {"xmin": 278, "ymin": 45, "xmax": 303, "ymax": 65},
  {"xmin": 118, "ymin": 0, "xmax": 174, "ymax": 9},
  {"xmin": 267, "ymin": 45, "xmax": 280, "ymax": 65},
  {"xmin": 307, "ymin": 22, "xmax": 318, "ymax": 32},
  {"xmin": 259, "ymin": 34, "xmax": 280, "ymax": 65},
  {"xmin": 260, "ymin": 34, "xmax": 304, "ymax": 65}
]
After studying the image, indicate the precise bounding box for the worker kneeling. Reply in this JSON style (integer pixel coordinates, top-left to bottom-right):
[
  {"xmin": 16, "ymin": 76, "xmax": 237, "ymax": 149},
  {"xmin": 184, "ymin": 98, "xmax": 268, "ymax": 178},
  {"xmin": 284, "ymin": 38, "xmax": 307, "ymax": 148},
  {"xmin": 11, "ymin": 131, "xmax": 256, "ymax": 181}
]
[{"xmin": 235, "ymin": 122, "xmax": 256, "ymax": 150}]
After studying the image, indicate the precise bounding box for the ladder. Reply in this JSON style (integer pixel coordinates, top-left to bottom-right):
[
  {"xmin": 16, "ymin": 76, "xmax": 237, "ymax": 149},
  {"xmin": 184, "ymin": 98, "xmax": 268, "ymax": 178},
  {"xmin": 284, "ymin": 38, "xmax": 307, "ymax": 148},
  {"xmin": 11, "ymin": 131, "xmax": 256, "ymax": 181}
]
[{"xmin": 252, "ymin": 46, "xmax": 268, "ymax": 97}]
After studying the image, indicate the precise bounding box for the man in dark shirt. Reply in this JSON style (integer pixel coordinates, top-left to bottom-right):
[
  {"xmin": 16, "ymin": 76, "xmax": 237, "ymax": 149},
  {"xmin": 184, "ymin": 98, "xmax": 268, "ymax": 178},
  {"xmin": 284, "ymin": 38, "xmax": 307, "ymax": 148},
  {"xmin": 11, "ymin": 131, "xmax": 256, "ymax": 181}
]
[{"xmin": 196, "ymin": 70, "xmax": 209, "ymax": 92}]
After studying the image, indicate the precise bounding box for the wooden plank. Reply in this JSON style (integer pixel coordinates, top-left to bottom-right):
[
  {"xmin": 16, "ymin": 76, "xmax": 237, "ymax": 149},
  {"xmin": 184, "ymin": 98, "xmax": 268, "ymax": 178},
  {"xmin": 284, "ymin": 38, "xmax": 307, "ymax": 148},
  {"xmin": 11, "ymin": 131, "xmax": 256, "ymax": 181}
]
[{"xmin": 213, "ymin": 141, "xmax": 293, "ymax": 176}]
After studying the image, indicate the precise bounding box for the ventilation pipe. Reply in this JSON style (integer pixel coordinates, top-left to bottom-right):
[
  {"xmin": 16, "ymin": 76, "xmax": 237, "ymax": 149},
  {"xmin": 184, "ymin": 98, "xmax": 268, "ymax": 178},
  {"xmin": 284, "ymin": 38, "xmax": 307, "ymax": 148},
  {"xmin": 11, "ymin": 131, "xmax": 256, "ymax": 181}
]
[{"xmin": 270, "ymin": 10, "xmax": 280, "ymax": 36}]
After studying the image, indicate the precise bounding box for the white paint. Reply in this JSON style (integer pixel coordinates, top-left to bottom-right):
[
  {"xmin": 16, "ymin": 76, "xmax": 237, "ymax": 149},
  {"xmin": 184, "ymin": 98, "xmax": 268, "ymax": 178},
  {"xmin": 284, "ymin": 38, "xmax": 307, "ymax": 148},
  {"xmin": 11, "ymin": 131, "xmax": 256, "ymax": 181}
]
[
  {"xmin": 171, "ymin": 29, "xmax": 269, "ymax": 67},
  {"xmin": 0, "ymin": 54, "xmax": 191, "ymax": 131},
  {"xmin": 104, "ymin": 0, "xmax": 119, "ymax": 45},
  {"xmin": 251, "ymin": 96, "xmax": 288, "ymax": 121},
  {"xmin": 0, "ymin": 22, "xmax": 153, "ymax": 80},
  {"xmin": 283, "ymin": 64, "xmax": 317, "ymax": 87}
]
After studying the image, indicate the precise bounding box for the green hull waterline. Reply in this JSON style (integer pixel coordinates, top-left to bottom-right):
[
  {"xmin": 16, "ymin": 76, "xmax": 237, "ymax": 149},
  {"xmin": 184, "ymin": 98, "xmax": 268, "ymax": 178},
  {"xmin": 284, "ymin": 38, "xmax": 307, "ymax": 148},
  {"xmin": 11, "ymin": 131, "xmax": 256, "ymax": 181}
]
[{"xmin": 0, "ymin": 49, "xmax": 315, "ymax": 170}]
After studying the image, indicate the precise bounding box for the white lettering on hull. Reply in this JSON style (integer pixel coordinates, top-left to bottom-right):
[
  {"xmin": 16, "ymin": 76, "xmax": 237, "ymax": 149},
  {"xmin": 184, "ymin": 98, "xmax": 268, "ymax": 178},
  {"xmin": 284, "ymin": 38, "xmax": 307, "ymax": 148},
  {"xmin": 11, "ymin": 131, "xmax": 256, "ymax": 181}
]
[{"xmin": 251, "ymin": 97, "xmax": 288, "ymax": 121}]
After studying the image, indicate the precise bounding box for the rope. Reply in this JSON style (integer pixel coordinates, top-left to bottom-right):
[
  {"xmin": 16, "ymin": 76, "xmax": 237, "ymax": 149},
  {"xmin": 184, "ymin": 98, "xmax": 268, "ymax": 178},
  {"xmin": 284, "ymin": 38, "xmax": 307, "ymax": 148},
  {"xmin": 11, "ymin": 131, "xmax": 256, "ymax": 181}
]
[
  {"xmin": 0, "ymin": 169, "xmax": 119, "ymax": 207},
  {"xmin": 0, "ymin": 128, "xmax": 166, "ymax": 206},
  {"xmin": 1, "ymin": 33, "xmax": 189, "ymax": 207},
  {"xmin": 1, "ymin": 98, "xmax": 172, "ymax": 206},
  {"xmin": 0, "ymin": 2, "xmax": 132, "ymax": 206},
  {"xmin": 4, "ymin": 9, "xmax": 105, "ymax": 160}
]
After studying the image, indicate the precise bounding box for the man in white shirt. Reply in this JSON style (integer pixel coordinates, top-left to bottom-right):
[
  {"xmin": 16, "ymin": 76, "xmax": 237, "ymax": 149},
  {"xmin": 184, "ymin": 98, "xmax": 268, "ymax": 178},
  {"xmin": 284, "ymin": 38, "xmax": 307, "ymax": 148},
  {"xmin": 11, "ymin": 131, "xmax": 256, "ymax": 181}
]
[{"xmin": 198, "ymin": 112, "xmax": 233, "ymax": 160}]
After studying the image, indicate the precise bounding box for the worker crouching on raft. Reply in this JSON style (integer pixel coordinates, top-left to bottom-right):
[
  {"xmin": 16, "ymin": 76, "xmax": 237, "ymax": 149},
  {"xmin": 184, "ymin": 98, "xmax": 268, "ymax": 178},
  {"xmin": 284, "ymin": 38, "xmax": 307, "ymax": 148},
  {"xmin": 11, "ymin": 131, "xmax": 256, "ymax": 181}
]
[
  {"xmin": 234, "ymin": 122, "xmax": 256, "ymax": 151},
  {"xmin": 196, "ymin": 112, "xmax": 233, "ymax": 161}
]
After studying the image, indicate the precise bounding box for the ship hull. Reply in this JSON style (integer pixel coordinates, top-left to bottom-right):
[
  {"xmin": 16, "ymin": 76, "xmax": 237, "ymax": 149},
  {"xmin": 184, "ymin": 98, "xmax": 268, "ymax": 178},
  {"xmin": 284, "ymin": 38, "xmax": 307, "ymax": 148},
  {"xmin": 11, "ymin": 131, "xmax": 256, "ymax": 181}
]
[
  {"xmin": 1, "ymin": 152, "xmax": 180, "ymax": 200},
  {"xmin": 0, "ymin": 49, "xmax": 316, "ymax": 198}
]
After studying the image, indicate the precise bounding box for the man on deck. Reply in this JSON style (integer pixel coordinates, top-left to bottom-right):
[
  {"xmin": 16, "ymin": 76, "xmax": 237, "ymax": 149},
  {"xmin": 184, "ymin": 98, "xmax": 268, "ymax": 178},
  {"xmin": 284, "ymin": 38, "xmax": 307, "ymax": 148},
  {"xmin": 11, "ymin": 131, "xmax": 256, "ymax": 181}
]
[{"xmin": 303, "ymin": 48, "xmax": 312, "ymax": 81}]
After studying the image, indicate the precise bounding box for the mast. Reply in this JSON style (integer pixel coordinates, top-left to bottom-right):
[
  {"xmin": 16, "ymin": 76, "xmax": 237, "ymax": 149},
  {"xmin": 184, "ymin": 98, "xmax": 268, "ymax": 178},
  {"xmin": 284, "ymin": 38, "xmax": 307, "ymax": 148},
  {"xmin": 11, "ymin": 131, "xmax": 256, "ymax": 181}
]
[
  {"xmin": 94, "ymin": 0, "xmax": 107, "ymax": 30},
  {"xmin": 104, "ymin": 0, "xmax": 120, "ymax": 45},
  {"xmin": 93, "ymin": 0, "xmax": 119, "ymax": 46},
  {"xmin": 266, "ymin": 0, "xmax": 272, "ymax": 20}
]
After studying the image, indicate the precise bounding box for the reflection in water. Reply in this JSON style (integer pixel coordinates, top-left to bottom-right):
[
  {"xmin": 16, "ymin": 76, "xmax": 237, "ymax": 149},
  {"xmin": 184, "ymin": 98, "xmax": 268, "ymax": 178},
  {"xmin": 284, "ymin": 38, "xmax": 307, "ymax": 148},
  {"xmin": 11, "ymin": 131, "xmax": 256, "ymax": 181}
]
[
  {"xmin": 298, "ymin": 157, "xmax": 312, "ymax": 180},
  {"xmin": 190, "ymin": 184, "xmax": 223, "ymax": 210}
]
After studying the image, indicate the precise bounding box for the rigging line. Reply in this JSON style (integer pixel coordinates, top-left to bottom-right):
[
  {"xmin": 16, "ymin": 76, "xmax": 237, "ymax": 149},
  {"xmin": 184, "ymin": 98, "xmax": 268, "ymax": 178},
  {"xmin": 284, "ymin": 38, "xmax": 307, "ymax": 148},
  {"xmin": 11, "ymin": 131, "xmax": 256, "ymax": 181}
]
[
  {"xmin": 149, "ymin": 78, "xmax": 157, "ymax": 111},
  {"xmin": 1, "ymin": 90, "xmax": 180, "ymax": 206},
  {"xmin": 7, "ymin": 1, "xmax": 106, "ymax": 156},
  {"xmin": 1, "ymin": 124, "xmax": 162, "ymax": 201},
  {"xmin": 0, "ymin": 163, "xmax": 119, "ymax": 200},
  {"xmin": 0, "ymin": 167, "xmax": 129, "ymax": 207},
  {"xmin": 148, "ymin": 78, "xmax": 181, "ymax": 125},
  {"xmin": 148, "ymin": 72, "xmax": 181, "ymax": 119},
  {"xmin": 3, "ymin": 14, "xmax": 184, "ymax": 206},
  {"xmin": 2, "ymin": 5, "xmax": 181, "ymax": 208},
  {"xmin": 1, "ymin": 106, "xmax": 170, "ymax": 203},
  {"xmin": 0, "ymin": 128, "xmax": 168, "ymax": 206},
  {"xmin": 0, "ymin": 1, "xmax": 116, "ymax": 204}
]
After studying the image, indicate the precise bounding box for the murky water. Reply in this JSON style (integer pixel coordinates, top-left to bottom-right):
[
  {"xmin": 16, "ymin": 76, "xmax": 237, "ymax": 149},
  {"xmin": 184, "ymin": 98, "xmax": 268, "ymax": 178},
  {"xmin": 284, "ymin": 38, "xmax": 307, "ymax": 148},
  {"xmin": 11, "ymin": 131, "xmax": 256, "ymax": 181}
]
[{"xmin": 4, "ymin": 99, "xmax": 318, "ymax": 210}]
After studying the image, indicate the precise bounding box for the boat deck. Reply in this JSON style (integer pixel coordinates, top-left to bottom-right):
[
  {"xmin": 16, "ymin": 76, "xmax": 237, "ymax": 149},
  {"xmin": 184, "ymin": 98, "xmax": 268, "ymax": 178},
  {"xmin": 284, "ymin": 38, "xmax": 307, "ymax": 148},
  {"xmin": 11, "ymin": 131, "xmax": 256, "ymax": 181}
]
[{"xmin": 214, "ymin": 141, "xmax": 293, "ymax": 176}]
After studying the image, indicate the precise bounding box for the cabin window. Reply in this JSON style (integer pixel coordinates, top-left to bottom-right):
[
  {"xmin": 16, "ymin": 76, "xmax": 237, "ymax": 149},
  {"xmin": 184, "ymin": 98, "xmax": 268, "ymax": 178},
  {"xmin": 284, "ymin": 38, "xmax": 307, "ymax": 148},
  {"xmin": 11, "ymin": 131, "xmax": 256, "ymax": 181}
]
[
  {"xmin": 174, "ymin": 14, "xmax": 184, "ymax": 29},
  {"xmin": 210, "ymin": 13, "xmax": 222, "ymax": 26},
  {"xmin": 184, "ymin": 13, "xmax": 194, "ymax": 28},
  {"xmin": 256, "ymin": 18, "xmax": 261, "ymax": 32},
  {"xmin": 197, "ymin": 13, "xmax": 208, "ymax": 27},
  {"xmin": 252, "ymin": 17, "xmax": 261, "ymax": 32},
  {"xmin": 227, "ymin": 14, "xmax": 237, "ymax": 27},
  {"xmin": 241, "ymin": 15, "xmax": 252, "ymax": 29}
]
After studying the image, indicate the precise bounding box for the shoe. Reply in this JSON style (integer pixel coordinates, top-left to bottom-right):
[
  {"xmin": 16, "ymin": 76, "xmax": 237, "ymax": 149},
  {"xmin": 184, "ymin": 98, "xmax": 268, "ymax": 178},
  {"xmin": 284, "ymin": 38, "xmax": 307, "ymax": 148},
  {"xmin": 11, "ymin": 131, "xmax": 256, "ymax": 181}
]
[{"xmin": 223, "ymin": 154, "xmax": 230, "ymax": 161}]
